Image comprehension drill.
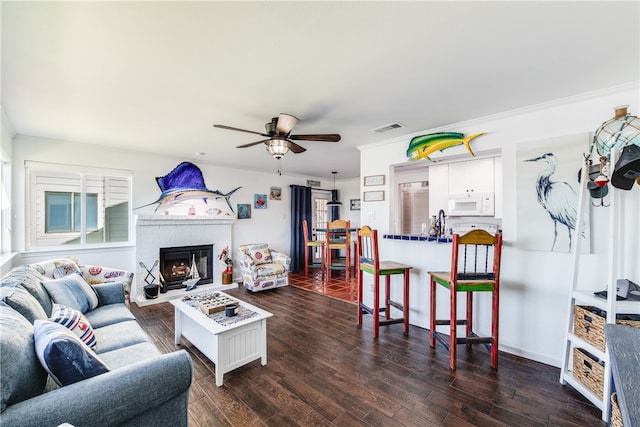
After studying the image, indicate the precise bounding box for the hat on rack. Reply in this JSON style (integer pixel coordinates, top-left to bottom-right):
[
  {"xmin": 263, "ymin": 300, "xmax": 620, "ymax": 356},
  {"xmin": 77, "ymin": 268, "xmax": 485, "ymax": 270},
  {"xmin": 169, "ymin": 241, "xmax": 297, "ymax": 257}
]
[{"xmin": 611, "ymin": 144, "xmax": 640, "ymax": 190}]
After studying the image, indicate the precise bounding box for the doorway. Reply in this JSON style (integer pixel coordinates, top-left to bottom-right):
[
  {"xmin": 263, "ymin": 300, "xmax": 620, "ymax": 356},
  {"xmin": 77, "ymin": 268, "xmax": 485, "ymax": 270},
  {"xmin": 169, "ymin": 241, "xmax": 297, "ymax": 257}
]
[{"xmin": 311, "ymin": 189, "xmax": 330, "ymax": 264}]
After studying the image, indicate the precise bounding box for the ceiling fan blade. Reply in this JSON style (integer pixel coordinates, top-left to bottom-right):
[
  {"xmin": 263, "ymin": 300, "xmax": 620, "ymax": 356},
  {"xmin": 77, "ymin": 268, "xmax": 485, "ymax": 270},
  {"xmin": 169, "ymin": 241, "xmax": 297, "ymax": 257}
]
[
  {"xmin": 214, "ymin": 124, "xmax": 269, "ymax": 137},
  {"xmin": 287, "ymin": 140, "xmax": 307, "ymax": 154},
  {"xmin": 275, "ymin": 113, "xmax": 299, "ymax": 134},
  {"xmin": 290, "ymin": 134, "xmax": 341, "ymax": 142},
  {"xmin": 236, "ymin": 139, "xmax": 270, "ymax": 148}
]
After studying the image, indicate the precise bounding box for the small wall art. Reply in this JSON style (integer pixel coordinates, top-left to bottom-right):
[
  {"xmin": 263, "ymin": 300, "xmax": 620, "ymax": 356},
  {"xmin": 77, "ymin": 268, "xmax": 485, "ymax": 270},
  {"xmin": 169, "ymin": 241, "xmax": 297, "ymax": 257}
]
[
  {"xmin": 364, "ymin": 175, "xmax": 385, "ymax": 186},
  {"xmin": 350, "ymin": 199, "xmax": 361, "ymax": 210},
  {"xmin": 254, "ymin": 194, "xmax": 267, "ymax": 209},
  {"xmin": 269, "ymin": 186, "xmax": 282, "ymax": 200},
  {"xmin": 363, "ymin": 190, "xmax": 384, "ymax": 202},
  {"xmin": 237, "ymin": 204, "xmax": 251, "ymax": 219}
]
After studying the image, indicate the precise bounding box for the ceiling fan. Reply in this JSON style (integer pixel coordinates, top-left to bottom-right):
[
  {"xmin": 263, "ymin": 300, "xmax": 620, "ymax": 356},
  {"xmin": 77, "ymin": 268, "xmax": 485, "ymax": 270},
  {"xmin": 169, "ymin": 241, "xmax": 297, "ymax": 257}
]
[{"xmin": 213, "ymin": 113, "xmax": 341, "ymax": 161}]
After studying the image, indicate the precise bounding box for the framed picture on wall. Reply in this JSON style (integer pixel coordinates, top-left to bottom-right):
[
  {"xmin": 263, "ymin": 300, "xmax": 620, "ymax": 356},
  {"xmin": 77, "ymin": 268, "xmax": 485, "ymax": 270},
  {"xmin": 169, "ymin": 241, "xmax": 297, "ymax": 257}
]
[
  {"xmin": 364, "ymin": 175, "xmax": 385, "ymax": 186},
  {"xmin": 350, "ymin": 199, "xmax": 361, "ymax": 210},
  {"xmin": 254, "ymin": 194, "xmax": 267, "ymax": 209},
  {"xmin": 269, "ymin": 186, "xmax": 282, "ymax": 200},
  {"xmin": 363, "ymin": 191, "xmax": 384, "ymax": 202},
  {"xmin": 237, "ymin": 204, "xmax": 251, "ymax": 219}
]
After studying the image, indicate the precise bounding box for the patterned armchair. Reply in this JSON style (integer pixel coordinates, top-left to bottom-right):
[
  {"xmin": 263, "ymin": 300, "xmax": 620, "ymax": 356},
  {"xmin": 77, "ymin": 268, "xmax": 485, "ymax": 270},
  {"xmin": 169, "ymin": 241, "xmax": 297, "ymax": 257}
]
[{"xmin": 236, "ymin": 243, "xmax": 290, "ymax": 292}]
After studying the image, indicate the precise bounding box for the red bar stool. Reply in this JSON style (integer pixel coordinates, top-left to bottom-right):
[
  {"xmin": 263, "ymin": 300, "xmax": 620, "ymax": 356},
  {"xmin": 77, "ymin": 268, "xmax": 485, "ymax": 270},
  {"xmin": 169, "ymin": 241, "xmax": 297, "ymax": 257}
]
[
  {"xmin": 356, "ymin": 225, "xmax": 412, "ymax": 338},
  {"xmin": 428, "ymin": 229, "xmax": 503, "ymax": 369},
  {"xmin": 302, "ymin": 219, "xmax": 325, "ymax": 277},
  {"xmin": 325, "ymin": 219, "xmax": 351, "ymax": 283}
]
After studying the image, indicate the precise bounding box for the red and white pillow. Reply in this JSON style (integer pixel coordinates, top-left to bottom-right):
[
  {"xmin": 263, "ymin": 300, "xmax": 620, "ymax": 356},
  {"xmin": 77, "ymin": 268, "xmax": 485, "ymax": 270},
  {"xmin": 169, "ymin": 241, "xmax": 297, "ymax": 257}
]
[{"xmin": 49, "ymin": 304, "xmax": 97, "ymax": 350}]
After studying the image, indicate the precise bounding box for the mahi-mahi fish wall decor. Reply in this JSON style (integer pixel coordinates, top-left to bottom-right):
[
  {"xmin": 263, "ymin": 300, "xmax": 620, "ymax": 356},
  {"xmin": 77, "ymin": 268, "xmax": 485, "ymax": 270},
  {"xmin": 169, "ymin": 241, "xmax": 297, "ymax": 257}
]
[
  {"xmin": 136, "ymin": 162, "xmax": 241, "ymax": 213},
  {"xmin": 406, "ymin": 132, "xmax": 485, "ymax": 161}
]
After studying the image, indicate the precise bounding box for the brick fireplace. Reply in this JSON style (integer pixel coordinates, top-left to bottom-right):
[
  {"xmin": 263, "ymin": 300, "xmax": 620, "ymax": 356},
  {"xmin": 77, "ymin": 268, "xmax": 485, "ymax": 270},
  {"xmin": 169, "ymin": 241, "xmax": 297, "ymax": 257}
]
[{"xmin": 134, "ymin": 215, "xmax": 234, "ymax": 305}]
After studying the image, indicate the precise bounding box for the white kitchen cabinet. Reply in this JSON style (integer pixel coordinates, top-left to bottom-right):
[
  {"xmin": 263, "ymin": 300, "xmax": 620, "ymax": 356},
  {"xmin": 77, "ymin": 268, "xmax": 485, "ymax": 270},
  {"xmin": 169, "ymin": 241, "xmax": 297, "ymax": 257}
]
[
  {"xmin": 448, "ymin": 157, "xmax": 495, "ymax": 195},
  {"xmin": 428, "ymin": 163, "xmax": 449, "ymax": 217}
]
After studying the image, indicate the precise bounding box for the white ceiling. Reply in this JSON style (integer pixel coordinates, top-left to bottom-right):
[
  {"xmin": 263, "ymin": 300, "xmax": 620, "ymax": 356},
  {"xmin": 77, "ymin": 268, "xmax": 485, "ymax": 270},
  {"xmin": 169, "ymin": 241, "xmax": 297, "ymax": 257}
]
[{"xmin": 2, "ymin": 1, "xmax": 639, "ymax": 179}]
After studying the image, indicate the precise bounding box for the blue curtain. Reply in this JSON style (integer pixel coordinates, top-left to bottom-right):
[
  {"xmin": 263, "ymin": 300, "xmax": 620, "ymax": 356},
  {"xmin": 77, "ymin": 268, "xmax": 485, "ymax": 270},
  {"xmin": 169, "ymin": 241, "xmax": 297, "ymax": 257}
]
[{"xmin": 290, "ymin": 185, "xmax": 312, "ymax": 273}]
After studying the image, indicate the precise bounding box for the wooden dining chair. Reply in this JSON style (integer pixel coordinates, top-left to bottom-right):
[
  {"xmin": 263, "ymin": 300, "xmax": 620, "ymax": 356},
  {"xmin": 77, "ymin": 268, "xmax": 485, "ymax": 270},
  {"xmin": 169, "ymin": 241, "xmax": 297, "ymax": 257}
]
[
  {"xmin": 357, "ymin": 225, "xmax": 412, "ymax": 338},
  {"xmin": 325, "ymin": 219, "xmax": 351, "ymax": 282},
  {"xmin": 302, "ymin": 219, "xmax": 325, "ymax": 277},
  {"xmin": 428, "ymin": 229, "xmax": 503, "ymax": 369}
]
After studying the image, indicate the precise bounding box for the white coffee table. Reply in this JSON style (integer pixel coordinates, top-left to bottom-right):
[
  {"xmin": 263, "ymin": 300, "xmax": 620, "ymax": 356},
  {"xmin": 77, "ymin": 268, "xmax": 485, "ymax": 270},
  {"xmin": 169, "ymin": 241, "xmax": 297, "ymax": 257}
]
[{"xmin": 170, "ymin": 291, "xmax": 273, "ymax": 386}]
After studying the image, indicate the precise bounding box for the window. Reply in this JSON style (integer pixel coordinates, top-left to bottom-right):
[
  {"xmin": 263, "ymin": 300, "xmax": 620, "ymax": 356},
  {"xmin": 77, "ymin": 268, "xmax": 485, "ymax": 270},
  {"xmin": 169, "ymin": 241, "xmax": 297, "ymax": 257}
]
[
  {"xmin": 45, "ymin": 192, "xmax": 98, "ymax": 233},
  {"xmin": 26, "ymin": 162, "xmax": 132, "ymax": 249}
]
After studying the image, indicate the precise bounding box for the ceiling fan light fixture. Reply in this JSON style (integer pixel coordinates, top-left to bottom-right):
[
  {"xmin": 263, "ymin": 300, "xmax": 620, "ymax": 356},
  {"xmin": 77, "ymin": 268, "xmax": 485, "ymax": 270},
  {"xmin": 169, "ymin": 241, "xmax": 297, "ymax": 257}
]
[{"xmin": 266, "ymin": 138, "xmax": 289, "ymax": 159}]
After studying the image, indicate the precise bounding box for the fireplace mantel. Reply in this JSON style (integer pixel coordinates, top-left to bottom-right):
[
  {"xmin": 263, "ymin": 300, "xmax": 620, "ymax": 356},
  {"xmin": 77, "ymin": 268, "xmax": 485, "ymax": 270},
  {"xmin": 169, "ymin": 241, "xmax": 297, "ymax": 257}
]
[
  {"xmin": 134, "ymin": 214, "xmax": 235, "ymax": 305},
  {"xmin": 135, "ymin": 214, "xmax": 234, "ymax": 227}
]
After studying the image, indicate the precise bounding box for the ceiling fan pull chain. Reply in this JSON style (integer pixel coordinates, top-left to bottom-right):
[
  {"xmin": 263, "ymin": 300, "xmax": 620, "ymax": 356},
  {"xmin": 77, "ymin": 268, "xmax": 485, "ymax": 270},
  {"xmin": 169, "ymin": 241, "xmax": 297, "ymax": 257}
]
[{"xmin": 277, "ymin": 157, "xmax": 282, "ymax": 176}]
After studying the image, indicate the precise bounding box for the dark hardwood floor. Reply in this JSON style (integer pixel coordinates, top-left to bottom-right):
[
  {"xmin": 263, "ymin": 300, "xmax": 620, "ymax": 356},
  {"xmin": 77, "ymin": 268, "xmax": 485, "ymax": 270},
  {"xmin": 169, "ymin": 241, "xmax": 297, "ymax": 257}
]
[{"xmin": 130, "ymin": 278, "xmax": 605, "ymax": 427}]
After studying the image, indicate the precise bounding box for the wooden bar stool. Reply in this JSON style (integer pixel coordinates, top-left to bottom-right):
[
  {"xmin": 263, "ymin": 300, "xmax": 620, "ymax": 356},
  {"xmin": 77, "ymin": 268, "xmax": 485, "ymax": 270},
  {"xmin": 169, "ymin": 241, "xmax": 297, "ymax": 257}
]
[
  {"xmin": 325, "ymin": 219, "xmax": 351, "ymax": 283},
  {"xmin": 302, "ymin": 219, "xmax": 325, "ymax": 277},
  {"xmin": 356, "ymin": 226, "xmax": 412, "ymax": 338},
  {"xmin": 428, "ymin": 229, "xmax": 503, "ymax": 369}
]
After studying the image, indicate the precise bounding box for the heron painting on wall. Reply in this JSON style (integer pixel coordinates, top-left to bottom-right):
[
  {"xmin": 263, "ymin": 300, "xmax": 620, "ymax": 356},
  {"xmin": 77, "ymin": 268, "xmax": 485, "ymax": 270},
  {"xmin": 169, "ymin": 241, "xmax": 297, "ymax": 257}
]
[{"xmin": 516, "ymin": 133, "xmax": 590, "ymax": 253}]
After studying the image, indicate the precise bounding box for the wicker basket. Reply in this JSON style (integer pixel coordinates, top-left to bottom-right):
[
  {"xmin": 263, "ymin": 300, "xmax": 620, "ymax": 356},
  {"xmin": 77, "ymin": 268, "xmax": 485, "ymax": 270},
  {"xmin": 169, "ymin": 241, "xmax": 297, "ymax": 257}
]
[
  {"xmin": 573, "ymin": 347, "xmax": 604, "ymax": 398},
  {"xmin": 611, "ymin": 392, "xmax": 623, "ymax": 427},
  {"xmin": 574, "ymin": 306, "xmax": 640, "ymax": 352}
]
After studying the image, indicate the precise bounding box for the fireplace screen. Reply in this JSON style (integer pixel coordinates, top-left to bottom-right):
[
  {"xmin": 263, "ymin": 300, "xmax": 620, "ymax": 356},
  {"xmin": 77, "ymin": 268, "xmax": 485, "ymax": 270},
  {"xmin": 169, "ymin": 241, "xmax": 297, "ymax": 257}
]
[{"xmin": 159, "ymin": 244, "xmax": 213, "ymax": 289}]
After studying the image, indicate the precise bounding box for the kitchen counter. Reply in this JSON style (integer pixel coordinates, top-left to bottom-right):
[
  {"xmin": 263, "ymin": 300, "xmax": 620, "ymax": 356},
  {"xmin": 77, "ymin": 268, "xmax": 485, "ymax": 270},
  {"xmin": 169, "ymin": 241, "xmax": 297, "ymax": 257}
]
[{"xmin": 383, "ymin": 234, "xmax": 452, "ymax": 243}]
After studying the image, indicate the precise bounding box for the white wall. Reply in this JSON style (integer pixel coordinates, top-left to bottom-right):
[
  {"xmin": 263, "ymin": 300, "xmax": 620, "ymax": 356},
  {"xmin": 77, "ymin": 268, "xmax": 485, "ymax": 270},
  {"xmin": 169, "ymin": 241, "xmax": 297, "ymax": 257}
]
[
  {"xmin": 9, "ymin": 135, "xmax": 360, "ymax": 273},
  {"xmin": 358, "ymin": 82, "xmax": 640, "ymax": 366},
  {"xmin": 1, "ymin": 109, "xmax": 15, "ymax": 274}
]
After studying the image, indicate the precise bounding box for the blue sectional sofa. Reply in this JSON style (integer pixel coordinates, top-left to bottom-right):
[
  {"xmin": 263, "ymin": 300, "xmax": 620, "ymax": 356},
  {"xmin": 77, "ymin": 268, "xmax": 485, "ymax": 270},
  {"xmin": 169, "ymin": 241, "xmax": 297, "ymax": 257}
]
[{"xmin": 0, "ymin": 260, "xmax": 192, "ymax": 427}]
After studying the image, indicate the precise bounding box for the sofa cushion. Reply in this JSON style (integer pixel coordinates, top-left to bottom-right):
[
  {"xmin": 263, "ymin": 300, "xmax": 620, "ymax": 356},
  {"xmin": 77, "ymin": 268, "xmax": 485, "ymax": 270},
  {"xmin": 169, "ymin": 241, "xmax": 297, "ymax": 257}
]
[
  {"xmin": 34, "ymin": 320, "xmax": 110, "ymax": 386},
  {"xmin": 42, "ymin": 273, "xmax": 99, "ymax": 313},
  {"xmin": 79, "ymin": 265, "xmax": 132, "ymax": 287},
  {"xmin": 98, "ymin": 342, "xmax": 162, "ymax": 370},
  {"xmin": 50, "ymin": 304, "xmax": 97, "ymax": 350},
  {"xmin": 84, "ymin": 303, "xmax": 136, "ymax": 329},
  {"xmin": 246, "ymin": 243, "xmax": 272, "ymax": 265},
  {"xmin": 31, "ymin": 257, "xmax": 81, "ymax": 279},
  {"xmin": 256, "ymin": 263, "xmax": 286, "ymax": 276},
  {"xmin": 93, "ymin": 320, "xmax": 151, "ymax": 354},
  {"xmin": 0, "ymin": 265, "xmax": 53, "ymax": 316},
  {"xmin": 0, "ymin": 303, "xmax": 48, "ymax": 412},
  {"xmin": 0, "ymin": 286, "xmax": 48, "ymax": 323}
]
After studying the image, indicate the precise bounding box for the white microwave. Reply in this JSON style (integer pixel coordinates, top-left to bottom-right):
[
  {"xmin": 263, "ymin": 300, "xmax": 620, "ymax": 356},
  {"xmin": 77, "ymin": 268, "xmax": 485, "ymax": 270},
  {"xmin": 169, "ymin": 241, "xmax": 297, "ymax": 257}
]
[{"xmin": 447, "ymin": 193, "xmax": 495, "ymax": 217}]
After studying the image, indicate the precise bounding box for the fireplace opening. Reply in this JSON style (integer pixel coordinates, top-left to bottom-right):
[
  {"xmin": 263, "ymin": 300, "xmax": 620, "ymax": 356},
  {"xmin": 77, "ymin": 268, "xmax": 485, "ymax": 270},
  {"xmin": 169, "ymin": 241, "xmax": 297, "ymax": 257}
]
[{"xmin": 159, "ymin": 244, "xmax": 214, "ymax": 290}]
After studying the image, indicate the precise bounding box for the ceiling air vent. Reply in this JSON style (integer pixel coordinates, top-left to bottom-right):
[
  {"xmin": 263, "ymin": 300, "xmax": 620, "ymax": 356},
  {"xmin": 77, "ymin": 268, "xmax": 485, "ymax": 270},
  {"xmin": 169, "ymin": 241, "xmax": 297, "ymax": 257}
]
[{"xmin": 372, "ymin": 122, "xmax": 405, "ymax": 133}]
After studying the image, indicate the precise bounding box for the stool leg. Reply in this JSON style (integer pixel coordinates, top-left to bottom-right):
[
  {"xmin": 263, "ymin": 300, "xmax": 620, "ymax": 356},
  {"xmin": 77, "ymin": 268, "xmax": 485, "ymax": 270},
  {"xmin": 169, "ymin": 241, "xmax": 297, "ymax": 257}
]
[
  {"xmin": 429, "ymin": 276, "xmax": 436, "ymax": 348},
  {"xmin": 491, "ymin": 285, "xmax": 499, "ymax": 369},
  {"xmin": 304, "ymin": 245, "xmax": 309, "ymax": 276},
  {"xmin": 466, "ymin": 291, "xmax": 473, "ymax": 346},
  {"xmin": 384, "ymin": 275, "xmax": 391, "ymax": 321},
  {"xmin": 345, "ymin": 245, "xmax": 350, "ymax": 283},
  {"xmin": 450, "ymin": 285, "xmax": 457, "ymax": 370},
  {"xmin": 373, "ymin": 273, "xmax": 380, "ymax": 338},
  {"xmin": 321, "ymin": 244, "xmax": 325, "ymax": 280},
  {"xmin": 403, "ymin": 269, "xmax": 410, "ymax": 335},
  {"xmin": 357, "ymin": 267, "xmax": 363, "ymax": 326}
]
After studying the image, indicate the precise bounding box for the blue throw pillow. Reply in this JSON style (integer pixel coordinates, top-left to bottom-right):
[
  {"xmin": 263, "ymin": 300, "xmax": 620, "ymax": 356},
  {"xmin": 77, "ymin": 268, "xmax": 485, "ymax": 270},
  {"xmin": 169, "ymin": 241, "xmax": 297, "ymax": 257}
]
[
  {"xmin": 42, "ymin": 273, "xmax": 99, "ymax": 313},
  {"xmin": 50, "ymin": 304, "xmax": 97, "ymax": 350},
  {"xmin": 34, "ymin": 320, "xmax": 109, "ymax": 386}
]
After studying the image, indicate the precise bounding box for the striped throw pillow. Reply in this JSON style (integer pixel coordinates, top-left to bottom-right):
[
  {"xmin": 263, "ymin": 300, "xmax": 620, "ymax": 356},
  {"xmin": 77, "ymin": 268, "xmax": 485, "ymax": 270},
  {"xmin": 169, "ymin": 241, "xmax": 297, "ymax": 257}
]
[{"xmin": 49, "ymin": 304, "xmax": 97, "ymax": 350}]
